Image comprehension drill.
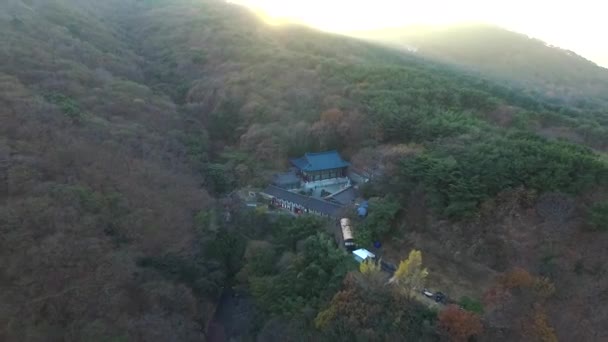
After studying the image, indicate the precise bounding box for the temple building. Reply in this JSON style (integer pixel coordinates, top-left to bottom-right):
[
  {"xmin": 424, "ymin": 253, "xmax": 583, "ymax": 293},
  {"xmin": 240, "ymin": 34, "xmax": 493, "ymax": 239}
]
[
  {"xmin": 289, "ymin": 150, "xmax": 350, "ymax": 183},
  {"xmin": 261, "ymin": 150, "xmax": 359, "ymax": 218}
]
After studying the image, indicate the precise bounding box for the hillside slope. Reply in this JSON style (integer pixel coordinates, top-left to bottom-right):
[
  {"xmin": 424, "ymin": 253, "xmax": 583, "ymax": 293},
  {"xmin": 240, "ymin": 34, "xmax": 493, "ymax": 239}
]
[
  {"xmin": 1, "ymin": 1, "xmax": 221, "ymax": 340},
  {"xmin": 2, "ymin": 0, "xmax": 608, "ymax": 341},
  {"xmin": 353, "ymin": 24, "xmax": 608, "ymax": 108}
]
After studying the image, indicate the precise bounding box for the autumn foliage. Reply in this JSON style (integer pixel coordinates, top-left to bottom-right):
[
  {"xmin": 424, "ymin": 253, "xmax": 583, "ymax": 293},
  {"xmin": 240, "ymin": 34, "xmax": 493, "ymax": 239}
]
[
  {"xmin": 499, "ymin": 267, "xmax": 535, "ymax": 289},
  {"xmin": 482, "ymin": 284, "xmax": 512, "ymax": 308},
  {"xmin": 391, "ymin": 249, "xmax": 429, "ymax": 295},
  {"xmin": 314, "ymin": 288, "xmax": 369, "ymax": 330},
  {"xmin": 438, "ymin": 305, "xmax": 483, "ymax": 342},
  {"xmin": 359, "ymin": 258, "xmax": 382, "ymax": 274},
  {"xmin": 529, "ymin": 305, "xmax": 558, "ymax": 342},
  {"xmin": 484, "ymin": 268, "xmax": 558, "ymax": 341},
  {"xmin": 490, "ymin": 267, "xmax": 556, "ymax": 301}
]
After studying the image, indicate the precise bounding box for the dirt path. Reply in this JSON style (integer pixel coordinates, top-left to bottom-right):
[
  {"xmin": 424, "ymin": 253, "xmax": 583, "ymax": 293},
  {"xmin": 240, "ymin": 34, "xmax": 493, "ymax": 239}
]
[{"xmin": 207, "ymin": 289, "xmax": 256, "ymax": 342}]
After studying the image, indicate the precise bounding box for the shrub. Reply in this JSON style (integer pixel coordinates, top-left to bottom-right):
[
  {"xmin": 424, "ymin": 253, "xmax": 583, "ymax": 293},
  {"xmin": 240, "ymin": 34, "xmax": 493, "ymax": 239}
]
[
  {"xmin": 459, "ymin": 296, "xmax": 484, "ymax": 314},
  {"xmin": 588, "ymin": 201, "xmax": 608, "ymax": 231},
  {"xmin": 44, "ymin": 93, "xmax": 83, "ymax": 121}
]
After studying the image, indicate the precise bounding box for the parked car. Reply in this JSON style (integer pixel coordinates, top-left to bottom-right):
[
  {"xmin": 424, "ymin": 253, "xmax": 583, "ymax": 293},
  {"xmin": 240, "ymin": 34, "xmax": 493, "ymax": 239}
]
[
  {"xmin": 421, "ymin": 289, "xmax": 447, "ymax": 304},
  {"xmin": 434, "ymin": 292, "xmax": 447, "ymax": 304}
]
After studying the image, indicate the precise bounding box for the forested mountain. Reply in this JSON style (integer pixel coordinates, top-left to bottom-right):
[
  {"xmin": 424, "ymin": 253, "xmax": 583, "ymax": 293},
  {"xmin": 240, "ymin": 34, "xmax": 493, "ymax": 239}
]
[
  {"xmin": 353, "ymin": 24, "xmax": 608, "ymax": 108},
  {"xmin": 2, "ymin": 0, "xmax": 608, "ymax": 341}
]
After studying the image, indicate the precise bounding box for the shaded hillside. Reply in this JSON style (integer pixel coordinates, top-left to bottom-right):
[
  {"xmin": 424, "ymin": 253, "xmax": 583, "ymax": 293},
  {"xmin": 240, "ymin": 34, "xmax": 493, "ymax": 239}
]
[
  {"xmin": 1, "ymin": 1, "xmax": 225, "ymax": 340},
  {"xmin": 2, "ymin": 0, "xmax": 608, "ymax": 341},
  {"xmin": 353, "ymin": 24, "xmax": 608, "ymax": 108}
]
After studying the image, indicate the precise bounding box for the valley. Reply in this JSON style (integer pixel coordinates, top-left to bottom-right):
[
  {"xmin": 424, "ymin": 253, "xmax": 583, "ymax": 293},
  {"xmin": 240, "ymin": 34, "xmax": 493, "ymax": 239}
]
[{"xmin": 1, "ymin": 0, "xmax": 608, "ymax": 341}]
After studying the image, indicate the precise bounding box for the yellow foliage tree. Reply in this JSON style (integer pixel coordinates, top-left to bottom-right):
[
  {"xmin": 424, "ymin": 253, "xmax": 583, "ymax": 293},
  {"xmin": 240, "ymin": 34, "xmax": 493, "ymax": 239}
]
[
  {"xmin": 314, "ymin": 304, "xmax": 338, "ymax": 329},
  {"xmin": 530, "ymin": 306, "xmax": 557, "ymax": 342},
  {"xmin": 533, "ymin": 277, "xmax": 556, "ymax": 299},
  {"xmin": 360, "ymin": 258, "xmax": 381, "ymax": 274},
  {"xmin": 391, "ymin": 249, "xmax": 428, "ymax": 295}
]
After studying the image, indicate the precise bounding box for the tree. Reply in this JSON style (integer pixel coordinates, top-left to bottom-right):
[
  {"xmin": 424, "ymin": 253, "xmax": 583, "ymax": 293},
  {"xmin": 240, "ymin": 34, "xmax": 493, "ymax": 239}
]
[
  {"xmin": 495, "ymin": 267, "xmax": 556, "ymax": 299},
  {"xmin": 272, "ymin": 215, "xmax": 327, "ymax": 250},
  {"xmin": 249, "ymin": 232, "xmax": 355, "ymax": 316},
  {"xmin": 533, "ymin": 277, "xmax": 556, "ymax": 299},
  {"xmin": 315, "ymin": 275, "xmax": 438, "ymax": 341},
  {"xmin": 438, "ymin": 304, "xmax": 483, "ymax": 342},
  {"xmin": 310, "ymin": 108, "xmax": 345, "ymax": 150},
  {"xmin": 314, "ymin": 292, "xmax": 344, "ymax": 330},
  {"xmin": 459, "ymin": 296, "xmax": 484, "ymax": 314},
  {"xmin": 239, "ymin": 123, "xmax": 285, "ymax": 163},
  {"xmin": 482, "ymin": 284, "xmax": 512, "ymax": 309},
  {"xmin": 351, "ymin": 147, "xmax": 383, "ymax": 180},
  {"xmin": 360, "ymin": 259, "xmax": 381, "ymax": 275},
  {"xmin": 528, "ymin": 305, "xmax": 558, "ymax": 342},
  {"xmin": 484, "ymin": 268, "xmax": 557, "ymax": 340},
  {"xmin": 588, "ymin": 200, "xmax": 608, "ymax": 231},
  {"xmin": 396, "ymin": 135, "xmax": 607, "ymax": 218},
  {"xmin": 390, "ymin": 249, "xmax": 428, "ymax": 295},
  {"xmin": 499, "ymin": 267, "xmax": 535, "ymax": 289},
  {"xmin": 357, "ymin": 197, "xmax": 400, "ymax": 247}
]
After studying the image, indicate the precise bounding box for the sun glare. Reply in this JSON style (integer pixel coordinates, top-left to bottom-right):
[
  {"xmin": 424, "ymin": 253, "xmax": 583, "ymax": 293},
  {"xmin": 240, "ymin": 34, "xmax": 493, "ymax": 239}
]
[
  {"xmin": 235, "ymin": 0, "xmax": 478, "ymax": 31},
  {"xmin": 230, "ymin": 0, "xmax": 608, "ymax": 67},
  {"xmin": 234, "ymin": 0, "xmax": 511, "ymax": 32}
]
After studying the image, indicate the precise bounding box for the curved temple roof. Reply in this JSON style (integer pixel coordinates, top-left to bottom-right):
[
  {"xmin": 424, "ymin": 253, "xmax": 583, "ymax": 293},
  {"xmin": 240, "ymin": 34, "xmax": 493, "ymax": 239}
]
[{"xmin": 289, "ymin": 150, "xmax": 350, "ymax": 172}]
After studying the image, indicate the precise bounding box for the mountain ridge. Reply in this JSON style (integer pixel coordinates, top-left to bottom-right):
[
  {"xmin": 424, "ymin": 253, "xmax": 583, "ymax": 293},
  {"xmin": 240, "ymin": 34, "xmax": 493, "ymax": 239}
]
[
  {"xmin": 350, "ymin": 23, "xmax": 608, "ymax": 107},
  {"xmin": 2, "ymin": 1, "xmax": 608, "ymax": 341}
]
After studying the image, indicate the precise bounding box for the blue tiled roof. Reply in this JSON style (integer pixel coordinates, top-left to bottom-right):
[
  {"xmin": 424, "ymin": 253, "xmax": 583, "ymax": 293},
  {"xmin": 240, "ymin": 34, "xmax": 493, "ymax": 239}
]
[
  {"xmin": 261, "ymin": 185, "xmax": 342, "ymax": 217},
  {"xmin": 289, "ymin": 150, "xmax": 350, "ymax": 172}
]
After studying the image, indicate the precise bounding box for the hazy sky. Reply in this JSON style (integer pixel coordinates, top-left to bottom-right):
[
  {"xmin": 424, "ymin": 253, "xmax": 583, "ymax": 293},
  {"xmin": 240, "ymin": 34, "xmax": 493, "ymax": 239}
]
[{"xmin": 232, "ymin": 0, "xmax": 608, "ymax": 68}]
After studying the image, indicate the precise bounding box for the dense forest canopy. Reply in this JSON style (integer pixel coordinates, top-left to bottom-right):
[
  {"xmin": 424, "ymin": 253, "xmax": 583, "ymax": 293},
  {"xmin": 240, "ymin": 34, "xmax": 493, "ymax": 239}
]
[
  {"xmin": 352, "ymin": 23, "xmax": 608, "ymax": 109},
  {"xmin": 2, "ymin": 0, "xmax": 608, "ymax": 341}
]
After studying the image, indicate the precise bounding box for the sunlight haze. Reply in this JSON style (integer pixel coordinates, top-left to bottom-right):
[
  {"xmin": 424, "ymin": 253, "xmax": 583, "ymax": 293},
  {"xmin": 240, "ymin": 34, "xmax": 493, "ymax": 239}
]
[{"xmin": 232, "ymin": 0, "xmax": 608, "ymax": 68}]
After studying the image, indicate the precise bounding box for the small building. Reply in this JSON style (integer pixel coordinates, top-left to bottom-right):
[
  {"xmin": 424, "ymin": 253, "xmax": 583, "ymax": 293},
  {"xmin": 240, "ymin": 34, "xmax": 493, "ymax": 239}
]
[
  {"xmin": 353, "ymin": 248, "xmax": 375, "ymax": 263},
  {"xmin": 260, "ymin": 185, "xmax": 342, "ymax": 217},
  {"xmin": 290, "ymin": 150, "xmax": 350, "ymax": 183}
]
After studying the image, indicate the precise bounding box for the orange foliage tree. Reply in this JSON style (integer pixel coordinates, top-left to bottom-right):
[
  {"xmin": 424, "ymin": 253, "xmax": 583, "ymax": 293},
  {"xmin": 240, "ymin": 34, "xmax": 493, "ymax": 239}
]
[
  {"xmin": 490, "ymin": 267, "xmax": 555, "ymax": 302},
  {"xmin": 499, "ymin": 267, "xmax": 535, "ymax": 289},
  {"xmin": 438, "ymin": 304, "xmax": 483, "ymax": 342}
]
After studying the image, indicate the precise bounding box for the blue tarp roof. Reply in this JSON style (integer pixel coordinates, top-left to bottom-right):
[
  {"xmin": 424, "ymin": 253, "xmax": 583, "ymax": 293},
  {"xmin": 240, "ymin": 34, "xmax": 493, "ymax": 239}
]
[{"xmin": 289, "ymin": 150, "xmax": 350, "ymax": 172}]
